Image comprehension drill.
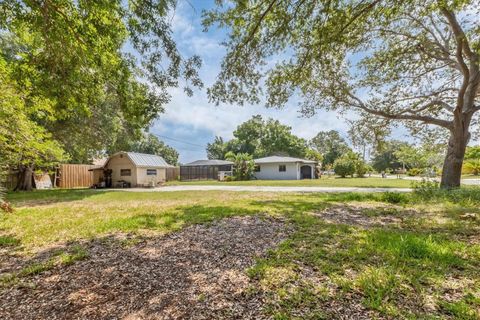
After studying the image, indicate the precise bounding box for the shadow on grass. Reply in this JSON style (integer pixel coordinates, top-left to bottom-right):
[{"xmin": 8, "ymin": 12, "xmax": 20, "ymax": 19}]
[
  {"xmin": 0, "ymin": 234, "xmax": 21, "ymax": 248},
  {"xmin": 246, "ymin": 200, "xmax": 480, "ymax": 319},
  {"xmin": 99, "ymin": 205, "xmax": 261, "ymax": 234},
  {"xmin": 0, "ymin": 214, "xmax": 287, "ymax": 319},
  {"xmin": 2, "ymin": 193, "xmax": 479, "ymax": 319},
  {"xmin": 6, "ymin": 188, "xmax": 113, "ymax": 207}
]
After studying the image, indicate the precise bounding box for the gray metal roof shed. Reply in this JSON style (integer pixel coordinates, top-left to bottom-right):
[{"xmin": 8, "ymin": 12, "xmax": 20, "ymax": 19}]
[{"xmin": 105, "ymin": 152, "xmax": 173, "ymax": 168}]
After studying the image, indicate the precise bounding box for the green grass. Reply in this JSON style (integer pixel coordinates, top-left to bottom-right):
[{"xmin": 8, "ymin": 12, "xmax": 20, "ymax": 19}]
[
  {"xmin": 166, "ymin": 177, "xmax": 414, "ymax": 188},
  {"xmin": 0, "ymin": 245, "xmax": 88, "ymax": 287},
  {"xmin": 462, "ymin": 174, "xmax": 480, "ymax": 180},
  {"xmin": 2, "ymin": 188, "xmax": 480, "ymax": 318}
]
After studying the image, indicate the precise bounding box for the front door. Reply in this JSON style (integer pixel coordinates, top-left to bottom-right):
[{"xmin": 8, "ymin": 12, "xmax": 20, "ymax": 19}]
[{"xmin": 300, "ymin": 165, "xmax": 312, "ymax": 179}]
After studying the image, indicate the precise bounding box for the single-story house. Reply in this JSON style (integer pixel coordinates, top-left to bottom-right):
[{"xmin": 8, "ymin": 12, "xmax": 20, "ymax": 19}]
[
  {"xmin": 253, "ymin": 156, "xmax": 317, "ymax": 180},
  {"xmin": 180, "ymin": 159, "xmax": 233, "ymax": 181},
  {"xmin": 91, "ymin": 152, "xmax": 173, "ymax": 188}
]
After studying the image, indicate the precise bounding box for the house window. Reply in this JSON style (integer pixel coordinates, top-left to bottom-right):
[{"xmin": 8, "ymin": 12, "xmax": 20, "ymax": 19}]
[
  {"xmin": 279, "ymin": 165, "xmax": 286, "ymax": 172},
  {"xmin": 120, "ymin": 169, "xmax": 131, "ymax": 176},
  {"xmin": 147, "ymin": 169, "xmax": 157, "ymax": 176},
  {"xmin": 254, "ymin": 165, "xmax": 261, "ymax": 172}
]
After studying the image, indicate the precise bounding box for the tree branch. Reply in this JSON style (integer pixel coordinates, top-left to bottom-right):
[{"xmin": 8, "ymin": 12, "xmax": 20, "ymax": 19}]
[
  {"xmin": 441, "ymin": 8, "xmax": 475, "ymax": 60},
  {"xmin": 344, "ymin": 92, "xmax": 453, "ymax": 128}
]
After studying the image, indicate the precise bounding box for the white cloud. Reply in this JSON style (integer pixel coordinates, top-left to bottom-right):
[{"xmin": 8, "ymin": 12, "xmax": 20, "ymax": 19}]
[{"xmin": 151, "ymin": 1, "xmax": 360, "ymax": 162}]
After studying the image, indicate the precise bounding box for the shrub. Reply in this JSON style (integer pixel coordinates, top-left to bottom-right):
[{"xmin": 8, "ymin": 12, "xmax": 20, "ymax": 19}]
[
  {"xmin": 463, "ymin": 159, "xmax": 480, "ymax": 175},
  {"xmin": 355, "ymin": 160, "xmax": 368, "ymax": 178},
  {"xmin": 333, "ymin": 158, "xmax": 356, "ymax": 178},
  {"xmin": 381, "ymin": 192, "xmax": 408, "ymax": 204},
  {"xmin": 412, "ymin": 180, "xmax": 480, "ymax": 206},
  {"xmin": 225, "ymin": 152, "xmax": 255, "ymax": 180},
  {"xmin": 407, "ymin": 168, "xmax": 423, "ymax": 176}
]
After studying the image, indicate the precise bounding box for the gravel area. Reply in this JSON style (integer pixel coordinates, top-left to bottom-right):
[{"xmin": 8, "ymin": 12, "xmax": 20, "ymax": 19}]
[{"xmin": 0, "ymin": 216, "xmax": 290, "ymax": 320}]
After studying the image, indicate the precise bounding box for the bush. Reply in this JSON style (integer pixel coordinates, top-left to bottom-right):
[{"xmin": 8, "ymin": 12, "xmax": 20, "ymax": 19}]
[
  {"xmin": 463, "ymin": 159, "xmax": 480, "ymax": 175},
  {"xmin": 381, "ymin": 192, "xmax": 408, "ymax": 204},
  {"xmin": 412, "ymin": 180, "xmax": 480, "ymax": 206},
  {"xmin": 225, "ymin": 152, "xmax": 255, "ymax": 180},
  {"xmin": 355, "ymin": 160, "xmax": 368, "ymax": 178},
  {"xmin": 333, "ymin": 158, "xmax": 356, "ymax": 178},
  {"xmin": 407, "ymin": 168, "xmax": 423, "ymax": 176},
  {"xmin": 224, "ymin": 175, "xmax": 234, "ymax": 182}
]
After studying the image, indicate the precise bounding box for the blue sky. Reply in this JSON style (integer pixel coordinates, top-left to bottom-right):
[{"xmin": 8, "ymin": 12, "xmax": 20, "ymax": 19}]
[{"xmin": 151, "ymin": 1, "xmax": 406, "ymax": 163}]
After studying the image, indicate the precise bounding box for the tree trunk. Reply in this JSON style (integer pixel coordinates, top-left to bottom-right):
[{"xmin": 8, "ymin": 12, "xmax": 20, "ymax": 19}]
[
  {"xmin": 440, "ymin": 126, "xmax": 469, "ymax": 189},
  {"xmin": 14, "ymin": 165, "xmax": 34, "ymax": 191}
]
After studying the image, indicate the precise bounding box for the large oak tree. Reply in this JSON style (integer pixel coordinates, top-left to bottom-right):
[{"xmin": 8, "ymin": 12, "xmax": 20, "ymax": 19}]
[
  {"xmin": 204, "ymin": 0, "xmax": 480, "ymax": 188},
  {"xmin": 1, "ymin": 0, "xmax": 201, "ymax": 189}
]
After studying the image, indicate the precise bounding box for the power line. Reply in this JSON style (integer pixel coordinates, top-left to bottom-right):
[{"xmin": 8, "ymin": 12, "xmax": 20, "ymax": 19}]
[{"xmin": 152, "ymin": 133, "xmax": 207, "ymax": 149}]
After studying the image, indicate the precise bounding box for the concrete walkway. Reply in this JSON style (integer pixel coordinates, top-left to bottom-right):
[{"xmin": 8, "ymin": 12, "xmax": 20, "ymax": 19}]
[{"xmin": 114, "ymin": 185, "xmax": 412, "ymax": 193}]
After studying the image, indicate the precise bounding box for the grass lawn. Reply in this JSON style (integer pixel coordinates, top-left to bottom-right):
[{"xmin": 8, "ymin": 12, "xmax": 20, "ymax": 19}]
[
  {"xmin": 166, "ymin": 176, "xmax": 414, "ymax": 188},
  {"xmin": 462, "ymin": 174, "xmax": 480, "ymax": 180},
  {"xmin": 1, "ymin": 188, "xmax": 480, "ymax": 319}
]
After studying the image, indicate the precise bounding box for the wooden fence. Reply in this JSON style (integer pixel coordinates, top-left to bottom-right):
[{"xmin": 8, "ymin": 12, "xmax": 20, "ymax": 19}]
[
  {"xmin": 57, "ymin": 164, "xmax": 95, "ymax": 189},
  {"xmin": 165, "ymin": 167, "xmax": 180, "ymax": 181},
  {"xmin": 3, "ymin": 165, "xmax": 179, "ymax": 190},
  {"xmin": 2, "ymin": 170, "xmax": 18, "ymax": 190}
]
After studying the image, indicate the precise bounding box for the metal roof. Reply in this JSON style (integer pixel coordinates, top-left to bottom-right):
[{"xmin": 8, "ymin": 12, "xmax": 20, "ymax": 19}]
[
  {"xmin": 102, "ymin": 152, "xmax": 172, "ymax": 168},
  {"xmin": 253, "ymin": 156, "xmax": 317, "ymax": 164},
  {"xmin": 181, "ymin": 159, "xmax": 234, "ymax": 167},
  {"xmin": 124, "ymin": 152, "xmax": 173, "ymax": 167}
]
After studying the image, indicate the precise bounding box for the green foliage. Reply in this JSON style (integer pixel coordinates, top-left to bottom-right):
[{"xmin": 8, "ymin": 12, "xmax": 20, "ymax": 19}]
[
  {"xmin": 0, "ymin": 0, "xmax": 201, "ymax": 167},
  {"xmin": 206, "ymin": 136, "xmax": 228, "ymax": 160},
  {"xmin": 204, "ymin": 0, "xmax": 480, "ymax": 188},
  {"xmin": 413, "ymin": 180, "xmax": 480, "ymax": 205},
  {"xmin": 394, "ymin": 143, "xmax": 444, "ymax": 172},
  {"xmin": 207, "ymin": 115, "xmax": 308, "ymax": 159},
  {"xmin": 0, "ymin": 56, "xmax": 67, "ymax": 171},
  {"xmin": 355, "ymin": 159, "xmax": 368, "ymax": 178},
  {"xmin": 465, "ymin": 146, "xmax": 480, "ymax": 160},
  {"xmin": 463, "ymin": 159, "xmax": 480, "ymax": 175},
  {"xmin": 310, "ymin": 130, "xmax": 351, "ymax": 166},
  {"xmin": 381, "ymin": 192, "xmax": 408, "ymax": 204},
  {"xmin": 225, "ymin": 152, "xmax": 255, "ymax": 180},
  {"xmin": 109, "ymin": 133, "xmax": 179, "ymax": 166},
  {"xmin": 304, "ymin": 149, "xmax": 323, "ymax": 162},
  {"xmin": 407, "ymin": 168, "xmax": 424, "ymax": 176},
  {"xmin": 333, "ymin": 157, "xmax": 356, "ymax": 178},
  {"xmin": 333, "ymin": 151, "xmax": 367, "ymax": 178},
  {"xmin": 371, "ymin": 140, "xmax": 407, "ymax": 172}
]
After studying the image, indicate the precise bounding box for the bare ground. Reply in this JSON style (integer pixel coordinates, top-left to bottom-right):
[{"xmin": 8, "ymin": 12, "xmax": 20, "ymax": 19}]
[
  {"xmin": 0, "ymin": 216, "xmax": 290, "ymax": 320},
  {"xmin": 315, "ymin": 203, "xmax": 417, "ymax": 228}
]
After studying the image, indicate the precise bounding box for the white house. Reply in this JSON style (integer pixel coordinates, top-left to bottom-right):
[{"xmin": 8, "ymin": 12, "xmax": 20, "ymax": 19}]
[{"xmin": 253, "ymin": 156, "xmax": 317, "ymax": 180}]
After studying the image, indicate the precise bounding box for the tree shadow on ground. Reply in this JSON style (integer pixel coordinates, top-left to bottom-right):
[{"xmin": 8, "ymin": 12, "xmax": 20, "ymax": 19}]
[
  {"xmin": 6, "ymin": 189, "xmax": 114, "ymax": 207},
  {"xmin": 0, "ymin": 215, "xmax": 290, "ymax": 319}
]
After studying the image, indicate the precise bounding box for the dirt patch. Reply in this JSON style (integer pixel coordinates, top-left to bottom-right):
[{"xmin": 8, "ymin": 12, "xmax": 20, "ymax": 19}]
[
  {"xmin": 315, "ymin": 203, "xmax": 416, "ymax": 227},
  {"xmin": 0, "ymin": 216, "xmax": 290, "ymax": 320}
]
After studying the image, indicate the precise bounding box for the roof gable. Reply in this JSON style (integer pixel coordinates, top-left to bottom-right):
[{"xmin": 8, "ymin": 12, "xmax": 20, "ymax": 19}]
[
  {"xmin": 106, "ymin": 152, "xmax": 172, "ymax": 168},
  {"xmin": 254, "ymin": 156, "xmax": 317, "ymax": 164},
  {"xmin": 126, "ymin": 152, "xmax": 172, "ymax": 167},
  {"xmin": 182, "ymin": 159, "xmax": 234, "ymax": 166}
]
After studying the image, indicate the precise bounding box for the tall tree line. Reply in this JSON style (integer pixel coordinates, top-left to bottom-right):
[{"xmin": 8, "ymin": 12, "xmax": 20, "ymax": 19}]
[
  {"xmin": 204, "ymin": 0, "xmax": 480, "ymax": 188},
  {"xmin": 0, "ymin": 0, "xmax": 198, "ymax": 189}
]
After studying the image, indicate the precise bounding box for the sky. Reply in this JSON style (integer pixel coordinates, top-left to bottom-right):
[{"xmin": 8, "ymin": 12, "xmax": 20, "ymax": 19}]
[{"xmin": 150, "ymin": 1, "xmax": 407, "ymax": 163}]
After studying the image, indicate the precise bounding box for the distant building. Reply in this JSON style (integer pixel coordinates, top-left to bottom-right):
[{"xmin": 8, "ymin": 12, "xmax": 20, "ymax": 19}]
[
  {"xmin": 180, "ymin": 160, "xmax": 233, "ymax": 181},
  {"xmin": 91, "ymin": 152, "xmax": 173, "ymax": 188},
  {"xmin": 253, "ymin": 156, "xmax": 317, "ymax": 180}
]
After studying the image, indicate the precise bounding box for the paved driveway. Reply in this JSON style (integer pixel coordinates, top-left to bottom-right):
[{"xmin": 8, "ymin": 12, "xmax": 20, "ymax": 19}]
[{"xmin": 115, "ymin": 185, "xmax": 412, "ymax": 193}]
